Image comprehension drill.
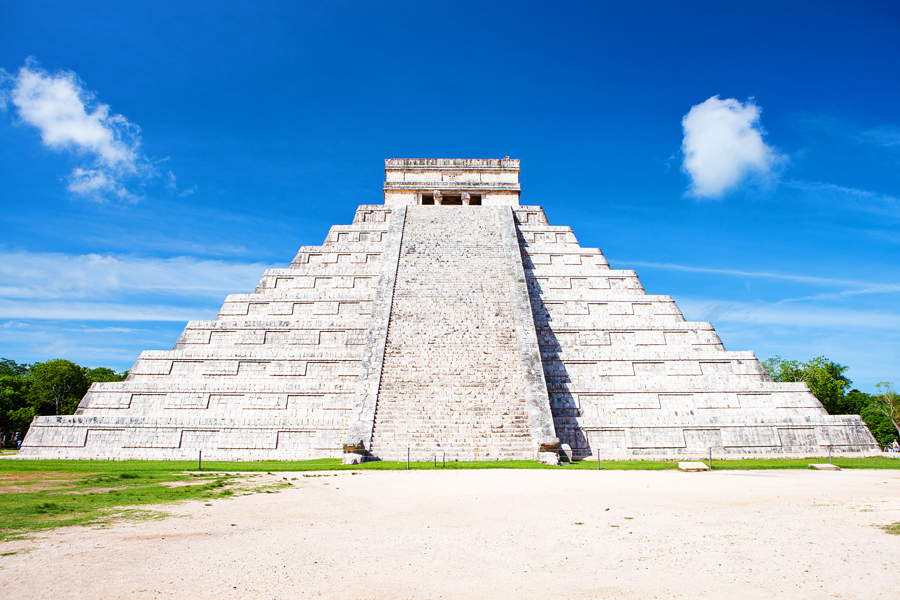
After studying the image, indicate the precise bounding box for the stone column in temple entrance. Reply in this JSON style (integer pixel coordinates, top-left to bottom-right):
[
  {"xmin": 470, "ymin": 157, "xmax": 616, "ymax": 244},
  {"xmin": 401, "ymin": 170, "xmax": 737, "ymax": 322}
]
[
  {"xmin": 433, "ymin": 190, "xmax": 442, "ymax": 205},
  {"xmin": 462, "ymin": 192, "xmax": 471, "ymax": 205}
]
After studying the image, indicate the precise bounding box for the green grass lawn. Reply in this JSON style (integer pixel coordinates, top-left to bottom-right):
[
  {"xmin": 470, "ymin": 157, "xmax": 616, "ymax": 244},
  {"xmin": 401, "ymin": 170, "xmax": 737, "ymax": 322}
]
[
  {"xmin": 1, "ymin": 455, "xmax": 897, "ymax": 542},
  {"xmin": 0, "ymin": 462, "xmax": 290, "ymax": 542}
]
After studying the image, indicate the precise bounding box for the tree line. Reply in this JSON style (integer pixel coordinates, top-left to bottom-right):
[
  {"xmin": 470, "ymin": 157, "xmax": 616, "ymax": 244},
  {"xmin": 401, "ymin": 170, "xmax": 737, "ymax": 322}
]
[
  {"xmin": 763, "ymin": 356, "xmax": 899, "ymax": 447},
  {"xmin": 0, "ymin": 358, "xmax": 127, "ymax": 446}
]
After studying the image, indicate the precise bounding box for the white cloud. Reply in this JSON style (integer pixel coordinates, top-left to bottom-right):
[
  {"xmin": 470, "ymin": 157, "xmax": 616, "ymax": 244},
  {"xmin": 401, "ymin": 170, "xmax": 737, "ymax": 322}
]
[
  {"xmin": 681, "ymin": 96, "xmax": 785, "ymax": 199},
  {"xmin": 0, "ymin": 251, "xmax": 272, "ymax": 303},
  {"xmin": 3, "ymin": 61, "xmax": 159, "ymax": 201}
]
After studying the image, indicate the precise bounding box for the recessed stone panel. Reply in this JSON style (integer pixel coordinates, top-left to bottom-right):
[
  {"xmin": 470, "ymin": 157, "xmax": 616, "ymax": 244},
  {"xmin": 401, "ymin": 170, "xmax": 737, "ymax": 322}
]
[
  {"xmin": 628, "ymin": 428, "xmax": 686, "ymax": 449},
  {"xmin": 218, "ymin": 429, "xmax": 278, "ymax": 449},
  {"xmin": 219, "ymin": 302, "xmax": 249, "ymax": 316},
  {"xmin": 84, "ymin": 392, "xmax": 133, "ymax": 409},
  {"xmin": 267, "ymin": 302, "xmax": 295, "ymax": 315},
  {"xmin": 131, "ymin": 360, "xmax": 173, "ymax": 375},
  {"xmin": 180, "ymin": 430, "xmax": 220, "ymax": 448},
  {"xmin": 178, "ymin": 330, "xmax": 212, "ymax": 344},
  {"xmin": 778, "ymin": 428, "xmax": 818, "ymax": 449},
  {"xmin": 587, "ymin": 429, "xmax": 627, "ymax": 455},
  {"xmin": 201, "ymin": 361, "xmax": 239, "ymax": 376},
  {"xmin": 85, "ymin": 429, "xmax": 124, "ymax": 447},
  {"xmin": 266, "ymin": 361, "xmax": 308, "ymax": 376},
  {"xmin": 721, "ymin": 427, "xmax": 780, "ymax": 448},
  {"xmin": 27, "ymin": 426, "xmax": 88, "ymax": 447},
  {"xmin": 126, "ymin": 428, "xmax": 181, "ymax": 448},
  {"xmin": 165, "ymin": 393, "xmax": 211, "ymax": 409},
  {"xmin": 683, "ymin": 429, "xmax": 723, "ymax": 451}
]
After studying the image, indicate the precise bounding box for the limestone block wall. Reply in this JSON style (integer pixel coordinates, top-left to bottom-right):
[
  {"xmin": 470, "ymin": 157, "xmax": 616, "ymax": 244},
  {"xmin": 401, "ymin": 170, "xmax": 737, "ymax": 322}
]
[
  {"xmin": 514, "ymin": 206, "xmax": 878, "ymax": 456},
  {"xmin": 20, "ymin": 206, "xmax": 397, "ymax": 459},
  {"xmin": 383, "ymin": 158, "xmax": 522, "ymax": 205},
  {"xmin": 369, "ymin": 206, "xmax": 535, "ymax": 461},
  {"xmin": 19, "ymin": 198, "xmax": 879, "ymax": 461}
]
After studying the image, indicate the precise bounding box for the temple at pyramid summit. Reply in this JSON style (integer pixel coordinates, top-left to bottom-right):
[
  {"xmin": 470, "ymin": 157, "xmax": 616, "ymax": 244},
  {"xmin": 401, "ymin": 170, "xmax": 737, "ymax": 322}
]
[{"xmin": 21, "ymin": 158, "xmax": 879, "ymax": 462}]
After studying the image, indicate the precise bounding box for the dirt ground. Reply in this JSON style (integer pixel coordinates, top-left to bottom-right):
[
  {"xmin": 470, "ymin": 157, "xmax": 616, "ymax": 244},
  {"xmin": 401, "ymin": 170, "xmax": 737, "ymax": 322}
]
[{"xmin": 1, "ymin": 468, "xmax": 899, "ymax": 599}]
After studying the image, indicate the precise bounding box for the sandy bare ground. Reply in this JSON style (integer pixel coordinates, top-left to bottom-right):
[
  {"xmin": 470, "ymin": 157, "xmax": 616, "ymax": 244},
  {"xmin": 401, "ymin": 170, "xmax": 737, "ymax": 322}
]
[{"xmin": 1, "ymin": 469, "xmax": 899, "ymax": 599}]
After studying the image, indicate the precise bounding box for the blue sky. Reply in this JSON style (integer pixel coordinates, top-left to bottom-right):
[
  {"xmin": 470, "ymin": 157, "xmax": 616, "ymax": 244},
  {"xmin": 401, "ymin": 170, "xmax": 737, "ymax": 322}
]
[{"xmin": 1, "ymin": 2, "xmax": 898, "ymax": 392}]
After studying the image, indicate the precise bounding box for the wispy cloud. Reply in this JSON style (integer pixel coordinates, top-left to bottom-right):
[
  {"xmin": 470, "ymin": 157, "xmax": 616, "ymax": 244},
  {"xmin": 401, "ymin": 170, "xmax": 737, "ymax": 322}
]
[
  {"xmin": 798, "ymin": 114, "xmax": 900, "ymax": 150},
  {"xmin": 0, "ymin": 300, "xmax": 207, "ymax": 322},
  {"xmin": 0, "ymin": 251, "xmax": 272, "ymax": 309},
  {"xmin": 677, "ymin": 298, "xmax": 900, "ymax": 331},
  {"xmin": 627, "ymin": 260, "xmax": 900, "ymax": 307},
  {"xmin": 775, "ymin": 284, "xmax": 900, "ymax": 304},
  {"xmin": 69, "ymin": 326, "xmax": 136, "ymax": 333},
  {"xmin": 860, "ymin": 126, "xmax": 900, "ymax": 148},
  {"xmin": 622, "ymin": 260, "xmax": 873, "ymax": 287},
  {"xmin": 681, "ymin": 96, "xmax": 786, "ymax": 199},
  {"xmin": 1, "ymin": 60, "xmax": 161, "ymax": 201},
  {"xmin": 0, "ymin": 319, "xmax": 178, "ymax": 368},
  {"xmin": 783, "ymin": 180, "xmax": 900, "ymax": 218}
]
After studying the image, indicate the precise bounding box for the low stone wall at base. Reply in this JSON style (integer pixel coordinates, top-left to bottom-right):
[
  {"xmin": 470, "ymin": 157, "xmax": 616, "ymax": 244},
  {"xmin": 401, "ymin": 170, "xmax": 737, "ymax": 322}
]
[{"xmin": 18, "ymin": 415, "xmax": 343, "ymax": 461}]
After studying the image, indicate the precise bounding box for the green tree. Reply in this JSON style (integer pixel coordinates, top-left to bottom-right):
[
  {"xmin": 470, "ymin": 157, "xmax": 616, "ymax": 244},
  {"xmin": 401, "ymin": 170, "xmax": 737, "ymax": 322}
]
[
  {"xmin": 764, "ymin": 357, "xmax": 898, "ymax": 447},
  {"xmin": 842, "ymin": 389, "xmax": 897, "ymax": 446},
  {"xmin": 872, "ymin": 382, "xmax": 900, "ymax": 443},
  {"xmin": 84, "ymin": 366, "xmax": 127, "ymax": 383},
  {"xmin": 0, "ymin": 359, "xmax": 129, "ymax": 444},
  {"xmin": 0, "ymin": 358, "xmax": 29, "ymax": 377},
  {"xmin": 841, "ymin": 389, "xmax": 872, "ymax": 415},
  {"xmin": 27, "ymin": 359, "xmax": 90, "ymax": 416},
  {"xmin": 0, "ymin": 374, "xmax": 32, "ymax": 443},
  {"xmin": 762, "ymin": 355, "xmax": 850, "ymax": 414}
]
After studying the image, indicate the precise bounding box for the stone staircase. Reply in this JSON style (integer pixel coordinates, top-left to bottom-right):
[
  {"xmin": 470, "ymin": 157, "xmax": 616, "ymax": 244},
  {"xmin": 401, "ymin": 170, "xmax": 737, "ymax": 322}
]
[{"xmin": 369, "ymin": 206, "xmax": 533, "ymax": 461}]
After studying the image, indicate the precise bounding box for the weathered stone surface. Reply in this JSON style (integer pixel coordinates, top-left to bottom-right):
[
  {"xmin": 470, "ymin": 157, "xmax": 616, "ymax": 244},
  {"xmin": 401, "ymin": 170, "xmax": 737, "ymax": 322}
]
[
  {"xmin": 20, "ymin": 204, "xmax": 397, "ymax": 460},
  {"xmin": 19, "ymin": 158, "xmax": 880, "ymax": 461},
  {"xmin": 342, "ymin": 206, "xmax": 407, "ymax": 459},
  {"xmin": 368, "ymin": 206, "xmax": 539, "ymax": 461},
  {"xmin": 538, "ymin": 451, "xmax": 560, "ymax": 465},
  {"xmin": 678, "ymin": 462, "xmax": 710, "ymax": 472},
  {"xmin": 342, "ymin": 452, "xmax": 365, "ymax": 465},
  {"xmin": 514, "ymin": 204, "xmax": 878, "ymax": 457},
  {"xmin": 383, "ymin": 158, "xmax": 521, "ymax": 206}
]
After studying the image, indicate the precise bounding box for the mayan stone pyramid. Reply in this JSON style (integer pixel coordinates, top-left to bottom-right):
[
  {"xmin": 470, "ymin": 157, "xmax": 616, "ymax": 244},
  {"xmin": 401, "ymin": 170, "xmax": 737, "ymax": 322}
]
[{"xmin": 21, "ymin": 158, "xmax": 878, "ymax": 463}]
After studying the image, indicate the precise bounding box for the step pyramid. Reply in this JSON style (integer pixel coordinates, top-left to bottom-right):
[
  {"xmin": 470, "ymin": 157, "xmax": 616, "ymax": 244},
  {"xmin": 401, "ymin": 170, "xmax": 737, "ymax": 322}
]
[{"xmin": 21, "ymin": 158, "xmax": 879, "ymax": 462}]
